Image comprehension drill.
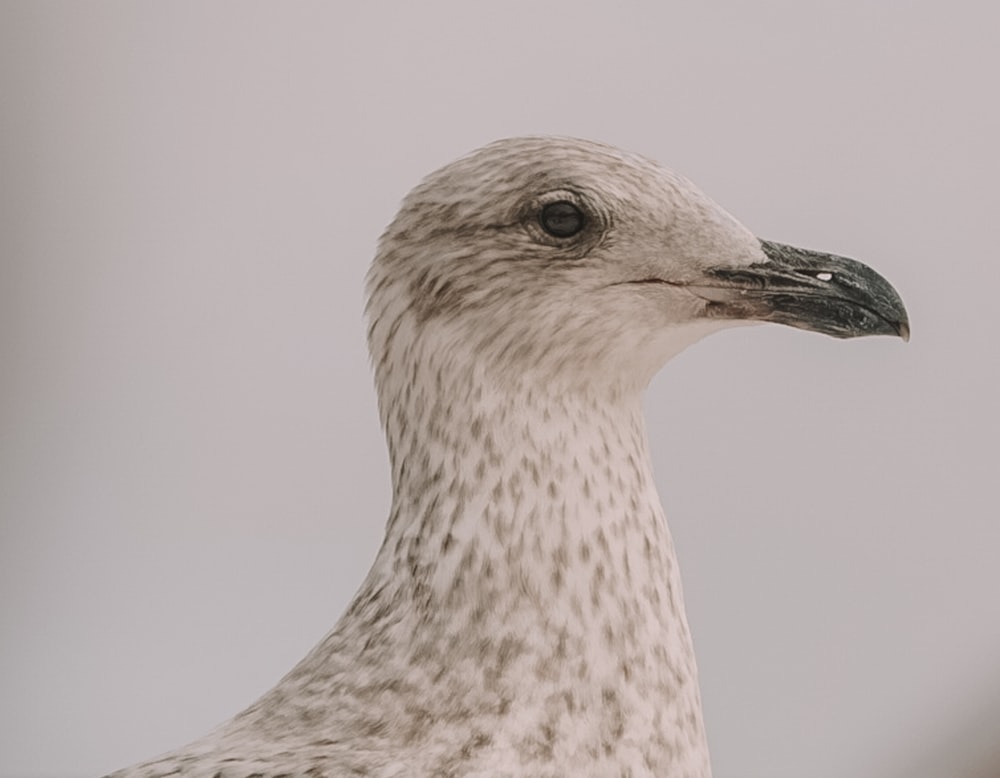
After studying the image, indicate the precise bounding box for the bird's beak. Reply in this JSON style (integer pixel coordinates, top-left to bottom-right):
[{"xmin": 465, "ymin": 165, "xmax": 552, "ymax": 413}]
[{"xmin": 692, "ymin": 240, "xmax": 910, "ymax": 341}]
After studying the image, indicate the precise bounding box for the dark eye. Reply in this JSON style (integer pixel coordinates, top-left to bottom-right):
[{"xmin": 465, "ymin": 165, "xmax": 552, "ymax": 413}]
[{"xmin": 539, "ymin": 200, "xmax": 585, "ymax": 238}]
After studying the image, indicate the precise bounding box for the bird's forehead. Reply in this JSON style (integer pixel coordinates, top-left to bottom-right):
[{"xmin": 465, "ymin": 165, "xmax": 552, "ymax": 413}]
[{"xmin": 410, "ymin": 136, "xmax": 689, "ymax": 214}]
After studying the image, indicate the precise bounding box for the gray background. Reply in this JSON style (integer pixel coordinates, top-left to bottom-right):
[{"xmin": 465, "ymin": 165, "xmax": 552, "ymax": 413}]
[{"xmin": 2, "ymin": 2, "xmax": 998, "ymax": 777}]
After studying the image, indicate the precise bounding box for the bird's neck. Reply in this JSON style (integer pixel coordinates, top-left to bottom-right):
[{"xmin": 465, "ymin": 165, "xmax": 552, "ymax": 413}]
[
  {"xmin": 352, "ymin": 363, "xmax": 711, "ymax": 774},
  {"xmin": 378, "ymin": 370, "xmax": 680, "ymax": 621}
]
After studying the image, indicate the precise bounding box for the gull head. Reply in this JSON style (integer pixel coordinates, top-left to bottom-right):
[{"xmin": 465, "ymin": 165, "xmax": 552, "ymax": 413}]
[{"xmin": 367, "ymin": 136, "xmax": 909, "ymax": 397}]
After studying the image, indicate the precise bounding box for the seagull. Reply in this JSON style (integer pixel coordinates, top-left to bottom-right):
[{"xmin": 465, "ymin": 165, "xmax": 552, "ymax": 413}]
[{"xmin": 107, "ymin": 137, "xmax": 909, "ymax": 778}]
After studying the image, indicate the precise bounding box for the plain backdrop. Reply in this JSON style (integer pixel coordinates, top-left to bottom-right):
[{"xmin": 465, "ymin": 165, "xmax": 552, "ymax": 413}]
[{"xmin": 1, "ymin": 2, "xmax": 998, "ymax": 777}]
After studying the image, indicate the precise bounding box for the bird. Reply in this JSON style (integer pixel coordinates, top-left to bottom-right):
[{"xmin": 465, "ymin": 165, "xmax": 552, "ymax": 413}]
[{"xmin": 106, "ymin": 136, "xmax": 909, "ymax": 778}]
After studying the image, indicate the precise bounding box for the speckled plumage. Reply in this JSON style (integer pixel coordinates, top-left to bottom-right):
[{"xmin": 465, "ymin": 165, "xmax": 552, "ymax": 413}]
[{"xmin": 106, "ymin": 137, "xmax": 908, "ymax": 778}]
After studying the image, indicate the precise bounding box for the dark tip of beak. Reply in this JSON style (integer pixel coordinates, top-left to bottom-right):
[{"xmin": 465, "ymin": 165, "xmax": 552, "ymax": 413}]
[
  {"xmin": 702, "ymin": 240, "xmax": 911, "ymax": 342},
  {"xmin": 896, "ymin": 318, "xmax": 911, "ymax": 343}
]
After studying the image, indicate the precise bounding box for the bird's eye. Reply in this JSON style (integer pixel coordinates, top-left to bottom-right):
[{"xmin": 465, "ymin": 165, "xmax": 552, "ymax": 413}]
[{"xmin": 539, "ymin": 201, "xmax": 585, "ymax": 238}]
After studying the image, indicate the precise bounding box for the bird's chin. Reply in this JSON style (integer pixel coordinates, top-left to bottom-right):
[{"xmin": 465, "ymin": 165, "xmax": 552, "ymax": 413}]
[{"xmin": 639, "ymin": 319, "xmax": 739, "ymax": 375}]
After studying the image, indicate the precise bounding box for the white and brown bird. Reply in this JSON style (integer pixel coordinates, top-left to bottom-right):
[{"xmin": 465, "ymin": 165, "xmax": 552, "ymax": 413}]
[{"xmin": 107, "ymin": 137, "xmax": 909, "ymax": 778}]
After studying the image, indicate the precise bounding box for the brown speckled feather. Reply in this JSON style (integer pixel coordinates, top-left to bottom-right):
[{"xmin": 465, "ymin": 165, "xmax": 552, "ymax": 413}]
[{"xmin": 106, "ymin": 136, "xmax": 908, "ymax": 778}]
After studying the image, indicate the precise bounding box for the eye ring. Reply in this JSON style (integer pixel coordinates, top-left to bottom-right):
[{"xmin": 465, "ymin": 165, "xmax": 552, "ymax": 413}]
[{"xmin": 539, "ymin": 200, "xmax": 585, "ymax": 238}]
